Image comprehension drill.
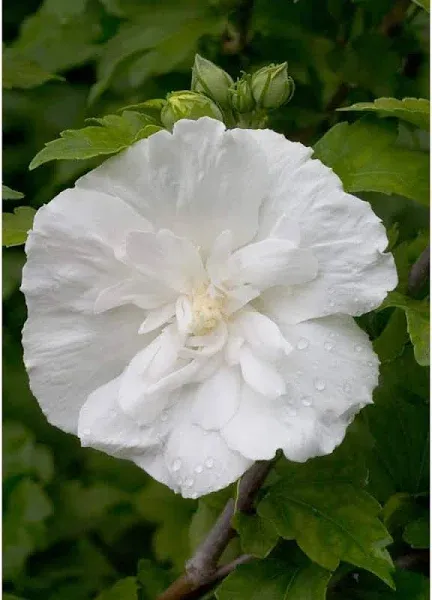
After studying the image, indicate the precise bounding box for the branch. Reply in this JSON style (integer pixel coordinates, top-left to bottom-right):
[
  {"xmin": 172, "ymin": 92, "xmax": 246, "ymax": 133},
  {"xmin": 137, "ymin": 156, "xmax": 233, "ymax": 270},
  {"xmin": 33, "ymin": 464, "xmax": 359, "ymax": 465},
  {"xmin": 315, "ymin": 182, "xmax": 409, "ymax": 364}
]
[
  {"xmin": 408, "ymin": 245, "xmax": 430, "ymax": 298},
  {"xmin": 395, "ymin": 549, "xmax": 429, "ymax": 571},
  {"xmin": 222, "ymin": 0, "xmax": 255, "ymax": 57},
  {"xmin": 156, "ymin": 460, "xmax": 275, "ymax": 600},
  {"xmin": 181, "ymin": 555, "xmax": 254, "ymax": 600}
]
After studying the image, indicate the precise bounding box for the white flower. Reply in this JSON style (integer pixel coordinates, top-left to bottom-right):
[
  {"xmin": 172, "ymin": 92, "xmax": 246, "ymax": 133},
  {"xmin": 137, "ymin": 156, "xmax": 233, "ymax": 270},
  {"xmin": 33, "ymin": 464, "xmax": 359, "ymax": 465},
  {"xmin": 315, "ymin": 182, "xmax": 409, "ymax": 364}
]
[{"xmin": 22, "ymin": 118, "xmax": 397, "ymax": 498}]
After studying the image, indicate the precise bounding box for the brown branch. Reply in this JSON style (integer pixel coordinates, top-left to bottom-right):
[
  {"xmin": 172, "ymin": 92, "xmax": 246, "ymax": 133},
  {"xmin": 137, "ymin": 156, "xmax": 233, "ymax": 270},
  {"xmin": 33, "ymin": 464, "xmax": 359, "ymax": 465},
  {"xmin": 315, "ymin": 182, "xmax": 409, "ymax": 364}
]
[
  {"xmin": 181, "ymin": 555, "xmax": 254, "ymax": 600},
  {"xmin": 156, "ymin": 460, "xmax": 275, "ymax": 600},
  {"xmin": 395, "ymin": 549, "xmax": 429, "ymax": 571},
  {"xmin": 408, "ymin": 245, "xmax": 430, "ymax": 298},
  {"xmin": 222, "ymin": 0, "xmax": 255, "ymax": 57}
]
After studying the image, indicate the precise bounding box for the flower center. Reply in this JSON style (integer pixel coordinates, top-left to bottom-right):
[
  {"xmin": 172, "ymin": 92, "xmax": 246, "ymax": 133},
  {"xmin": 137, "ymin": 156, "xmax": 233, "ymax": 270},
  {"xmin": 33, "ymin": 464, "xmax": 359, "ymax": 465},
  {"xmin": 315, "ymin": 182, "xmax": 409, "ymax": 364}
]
[{"xmin": 189, "ymin": 283, "xmax": 226, "ymax": 336}]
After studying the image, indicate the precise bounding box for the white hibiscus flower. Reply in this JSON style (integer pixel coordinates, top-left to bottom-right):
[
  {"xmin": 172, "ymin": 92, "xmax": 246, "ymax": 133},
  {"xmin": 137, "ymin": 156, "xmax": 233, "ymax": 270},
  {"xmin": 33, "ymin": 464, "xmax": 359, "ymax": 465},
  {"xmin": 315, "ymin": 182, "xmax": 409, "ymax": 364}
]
[{"xmin": 22, "ymin": 118, "xmax": 397, "ymax": 498}]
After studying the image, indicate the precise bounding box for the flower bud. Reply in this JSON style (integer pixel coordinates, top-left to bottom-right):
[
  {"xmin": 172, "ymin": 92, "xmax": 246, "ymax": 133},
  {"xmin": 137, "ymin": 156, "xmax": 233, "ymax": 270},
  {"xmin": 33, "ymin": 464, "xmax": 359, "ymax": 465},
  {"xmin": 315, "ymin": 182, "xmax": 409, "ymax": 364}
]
[
  {"xmin": 191, "ymin": 54, "xmax": 234, "ymax": 108},
  {"xmin": 161, "ymin": 91, "xmax": 224, "ymax": 129},
  {"xmin": 230, "ymin": 78, "xmax": 255, "ymax": 114},
  {"xmin": 251, "ymin": 62, "xmax": 295, "ymax": 109}
]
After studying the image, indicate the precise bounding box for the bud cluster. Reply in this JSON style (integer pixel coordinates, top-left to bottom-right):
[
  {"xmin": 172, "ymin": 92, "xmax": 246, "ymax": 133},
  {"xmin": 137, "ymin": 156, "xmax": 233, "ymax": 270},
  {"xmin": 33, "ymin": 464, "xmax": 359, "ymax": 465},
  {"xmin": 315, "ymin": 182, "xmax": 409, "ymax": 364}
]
[{"xmin": 160, "ymin": 54, "xmax": 295, "ymax": 130}]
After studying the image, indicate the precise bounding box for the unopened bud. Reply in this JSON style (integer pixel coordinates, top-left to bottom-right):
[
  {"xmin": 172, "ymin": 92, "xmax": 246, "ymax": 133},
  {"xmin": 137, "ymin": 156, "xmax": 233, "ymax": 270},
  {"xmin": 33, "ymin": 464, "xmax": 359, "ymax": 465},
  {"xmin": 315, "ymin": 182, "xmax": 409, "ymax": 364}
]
[
  {"xmin": 230, "ymin": 77, "xmax": 255, "ymax": 113},
  {"xmin": 251, "ymin": 63, "xmax": 295, "ymax": 109},
  {"xmin": 191, "ymin": 54, "xmax": 234, "ymax": 108},
  {"xmin": 161, "ymin": 91, "xmax": 224, "ymax": 129}
]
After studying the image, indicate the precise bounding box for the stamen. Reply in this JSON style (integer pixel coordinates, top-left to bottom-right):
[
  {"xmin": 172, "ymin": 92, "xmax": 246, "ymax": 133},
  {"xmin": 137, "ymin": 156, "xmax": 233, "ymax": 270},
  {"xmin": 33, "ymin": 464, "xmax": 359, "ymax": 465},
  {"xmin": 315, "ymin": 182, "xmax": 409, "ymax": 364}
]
[{"xmin": 189, "ymin": 283, "xmax": 226, "ymax": 335}]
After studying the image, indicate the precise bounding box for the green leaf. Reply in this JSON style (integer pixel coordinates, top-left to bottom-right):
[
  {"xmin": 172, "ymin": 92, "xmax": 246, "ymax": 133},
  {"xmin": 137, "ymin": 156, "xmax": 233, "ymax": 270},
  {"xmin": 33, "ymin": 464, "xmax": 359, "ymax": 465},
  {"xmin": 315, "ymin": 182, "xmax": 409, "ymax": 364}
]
[
  {"xmin": 338, "ymin": 98, "xmax": 430, "ymax": 130},
  {"xmin": 29, "ymin": 112, "xmax": 162, "ymax": 169},
  {"xmin": 373, "ymin": 309, "xmax": 409, "ymax": 363},
  {"xmin": 233, "ymin": 512, "xmax": 279, "ymax": 558},
  {"xmin": 403, "ymin": 515, "xmax": 430, "ymax": 548},
  {"xmin": 3, "ymin": 479, "xmax": 53, "ymax": 580},
  {"xmin": 135, "ymin": 480, "xmax": 196, "ymax": 572},
  {"xmin": 381, "ymin": 493, "xmax": 421, "ymax": 534},
  {"xmin": 123, "ymin": 17, "xmax": 223, "ymax": 91},
  {"xmin": 2, "ymin": 185, "xmax": 24, "ymax": 200},
  {"xmin": 380, "ymin": 292, "xmax": 429, "ymax": 366},
  {"xmin": 94, "ymin": 578, "xmax": 138, "ymax": 600},
  {"xmin": 258, "ymin": 478, "xmax": 394, "ymax": 586},
  {"xmin": 3, "ymin": 207, "xmax": 36, "ymax": 247},
  {"xmin": 362, "ymin": 355, "xmax": 429, "ymax": 499},
  {"xmin": 137, "ymin": 559, "xmax": 173, "ymax": 598},
  {"xmin": 330, "ymin": 34, "xmax": 400, "ymax": 97},
  {"xmin": 11, "ymin": 1, "xmax": 101, "ymax": 73},
  {"xmin": 3, "ymin": 421, "xmax": 54, "ymax": 483},
  {"xmin": 314, "ymin": 118, "xmax": 429, "ymax": 206},
  {"xmin": 3, "ymin": 48, "xmax": 63, "ymax": 89},
  {"xmin": 47, "ymin": 480, "xmax": 128, "ymax": 543},
  {"xmin": 406, "ymin": 307, "xmax": 430, "ymax": 366},
  {"xmin": 332, "ymin": 568, "xmax": 429, "ymax": 600},
  {"xmin": 89, "ymin": 6, "xmax": 211, "ymax": 102},
  {"xmin": 42, "ymin": 0, "xmax": 89, "ymax": 21},
  {"xmin": 412, "ymin": 0, "xmax": 430, "ymax": 12},
  {"xmin": 216, "ymin": 558, "xmax": 331, "ymax": 600},
  {"xmin": 118, "ymin": 99, "xmax": 166, "ymax": 123}
]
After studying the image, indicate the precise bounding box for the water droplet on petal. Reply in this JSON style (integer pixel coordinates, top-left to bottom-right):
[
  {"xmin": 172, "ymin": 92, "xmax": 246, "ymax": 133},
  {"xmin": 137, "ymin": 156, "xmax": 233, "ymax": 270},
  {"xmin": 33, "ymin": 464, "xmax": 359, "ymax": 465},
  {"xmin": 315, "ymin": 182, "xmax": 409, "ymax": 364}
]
[
  {"xmin": 343, "ymin": 382, "xmax": 352, "ymax": 393},
  {"xmin": 314, "ymin": 378, "xmax": 326, "ymax": 391},
  {"xmin": 161, "ymin": 411, "xmax": 168, "ymax": 422},
  {"xmin": 328, "ymin": 287, "xmax": 335, "ymax": 295},
  {"xmin": 205, "ymin": 458, "xmax": 214, "ymax": 469},
  {"xmin": 324, "ymin": 341, "xmax": 334, "ymax": 351},
  {"xmin": 172, "ymin": 459, "xmax": 182, "ymax": 472},
  {"xmin": 194, "ymin": 465, "xmax": 203, "ymax": 474},
  {"xmin": 354, "ymin": 297, "xmax": 359, "ymax": 303},
  {"xmin": 302, "ymin": 398, "xmax": 312, "ymax": 407},
  {"xmin": 185, "ymin": 477, "xmax": 194, "ymax": 488},
  {"xmin": 367, "ymin": 361, "xmax": 374, "ymax": 367},
  {"xmin": 355, "ymin": 344, "xmax": 363, "ymax": 353},
  {"xmin": 296, "ymin": 338, "xmax": 309, "ymax": 350},
  {"xmin": 329, "ymin": 300, "xmax": 335, "ymax": 307}
]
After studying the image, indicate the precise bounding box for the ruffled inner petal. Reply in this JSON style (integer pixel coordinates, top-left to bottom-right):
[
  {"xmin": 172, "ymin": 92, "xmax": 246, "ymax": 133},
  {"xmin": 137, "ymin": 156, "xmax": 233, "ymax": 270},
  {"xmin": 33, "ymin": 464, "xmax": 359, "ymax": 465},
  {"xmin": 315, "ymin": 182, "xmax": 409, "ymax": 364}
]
[{"xmin": 226, "ymin": 239, "xmax": 319, "ymax": 290}]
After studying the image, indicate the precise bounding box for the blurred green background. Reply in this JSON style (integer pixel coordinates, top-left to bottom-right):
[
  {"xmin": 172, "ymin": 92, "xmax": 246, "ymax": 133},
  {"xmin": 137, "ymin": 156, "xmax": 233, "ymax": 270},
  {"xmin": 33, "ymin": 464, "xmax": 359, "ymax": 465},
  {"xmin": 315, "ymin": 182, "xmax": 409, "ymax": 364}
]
[{"xmin": 3, "ymin": 1, "xmax": 430, "ymax": 599}]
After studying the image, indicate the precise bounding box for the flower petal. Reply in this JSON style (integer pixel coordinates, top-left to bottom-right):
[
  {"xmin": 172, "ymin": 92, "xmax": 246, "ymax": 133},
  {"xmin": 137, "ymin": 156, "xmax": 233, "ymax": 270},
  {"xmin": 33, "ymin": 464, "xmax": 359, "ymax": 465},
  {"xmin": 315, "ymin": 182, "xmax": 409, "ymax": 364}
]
[
  {"xmin": 231, "ymin": 310, "xmax": 292, "ymax": 361},
  {"xmin": 138, "ymin": 303, "xmax": 176, "ymax": 334},
  {"xmin": 226, "ymin": 240, "xmax": 319, "ymax": 290},
  {"xmin": 125, "ymin": 229, "xmax": 206, "ymax": 293},
  {"xmin": 22, "ymin": 305, "xmax": 145, "ymax": 434},
  {"xmin": 191, "ymin": 365, "xmax": 241, "ymax": 430},
  {"xmin": 239, "ymin": 346, "xmax": 286, "ymax": 399},
  {"xmin": 76, "ymin": 118, "xmax": 270, "ymax": 252},
  {"xmin": 118, "ymin": 328, "xmax": 184, "ymax": 425},
  {"xmin": 78, "ymin": 377, "xmax": 158, "ymax": 457},
  {"xmin": 279, "ymin": 314, "xmax": 379, "ymax": 418},
  {"xmin": 222, "ymin": 387, "xmax": 290, "ymax": 460},
  {"xmin": 248, "ymin": 129, "xmax": 397, "ymax": 321},
  {"xmin": 164, "ymin": 418, "xmax": 253, "ymax": 498},
  {"xmin": 222, "ymin": 314, "xmax": 379, "ymax": 463},
  {"xmin": 21, "ymin": 185, "xmax": 152, "ymax": 433}
]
